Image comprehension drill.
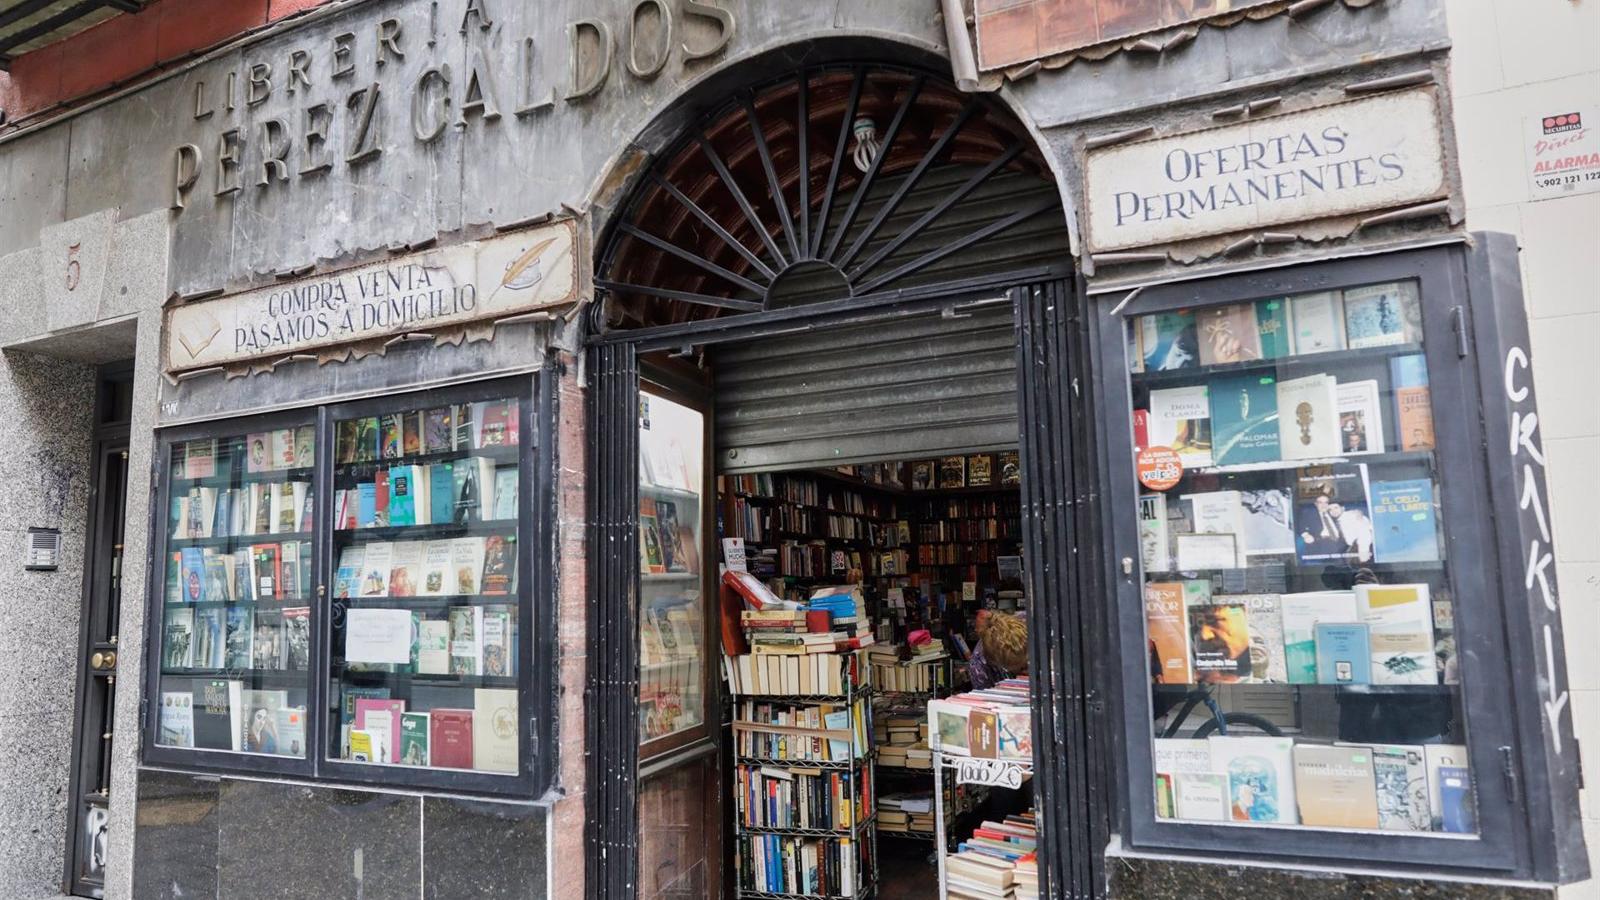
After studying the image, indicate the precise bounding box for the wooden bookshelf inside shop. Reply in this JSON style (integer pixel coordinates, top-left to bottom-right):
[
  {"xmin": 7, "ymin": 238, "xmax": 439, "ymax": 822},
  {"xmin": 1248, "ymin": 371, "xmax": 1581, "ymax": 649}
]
[{"xmin": 715, "ymin": 453, "xmax": 1041, "ymax": 900}]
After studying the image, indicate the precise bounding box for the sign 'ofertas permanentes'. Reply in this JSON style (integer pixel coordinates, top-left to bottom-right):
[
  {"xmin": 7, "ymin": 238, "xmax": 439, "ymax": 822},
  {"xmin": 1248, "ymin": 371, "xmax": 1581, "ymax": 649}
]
[
  {"xmin": 1083, "ymin": 88, "xmax": 1448, "ymax": 252},
  {"xmin": 164, "ymin": 220, "xmax": 578, "ymax": 372}
]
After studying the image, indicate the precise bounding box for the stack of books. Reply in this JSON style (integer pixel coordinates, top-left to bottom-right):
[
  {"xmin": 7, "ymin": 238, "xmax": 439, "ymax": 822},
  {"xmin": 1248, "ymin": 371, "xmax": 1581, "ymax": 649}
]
[
  {"xmin": 877, "ymin": 791, "xmax": 934, "ymax": 834},
  {"xmin": 874, "ymin": 714, "xmax": 932, "ymax": 770},
  {"xmin": 928, "ymin": 678, "xmax": 1033, "ymax": 760},
  {"xmin": 945, "ymin": 813, "xmax": 1040, "ymax": 899}
]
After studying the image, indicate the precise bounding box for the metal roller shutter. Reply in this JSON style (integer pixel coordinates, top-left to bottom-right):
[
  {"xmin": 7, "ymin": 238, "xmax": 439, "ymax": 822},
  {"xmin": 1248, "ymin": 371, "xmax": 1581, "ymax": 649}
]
[
  {"xmin": 711, "ymin": 166, "xmax": 1065, "ymax": 473},
  {"xmin": 713, "ymin": 299, "xmax": 1018, "ymax": 473}
]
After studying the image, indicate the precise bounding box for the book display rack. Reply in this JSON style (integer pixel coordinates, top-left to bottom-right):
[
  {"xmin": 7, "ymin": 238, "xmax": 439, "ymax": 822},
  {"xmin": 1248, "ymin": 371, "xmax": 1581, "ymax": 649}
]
[
  {"xmin": 638, "ymin": 389, "xmax": 711, "ymax": 755},
  {"xmin": 730, "ymin": 650, "xmax": 879, "ymax": 899},
  {"xmin": 1127, "ymin": 280, "xmax": 1476, "ymax": 835}
]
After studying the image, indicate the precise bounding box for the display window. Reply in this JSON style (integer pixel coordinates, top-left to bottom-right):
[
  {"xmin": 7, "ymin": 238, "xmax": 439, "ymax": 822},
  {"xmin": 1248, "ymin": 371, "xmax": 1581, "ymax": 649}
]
[
  {"xmin": 637, "ymin": 386, "xmax": 710, "ymax": 756},
  {"xmin": 143, "ymin": 376, "xmax": 547, "ymax": 794},
  {"xmin": 1101, "ymin": 249, "xmax": 1522, "ymax": 872},
  {"xmin": 153, "ymin": 418, "xmax": 317, "ymax": 762}
]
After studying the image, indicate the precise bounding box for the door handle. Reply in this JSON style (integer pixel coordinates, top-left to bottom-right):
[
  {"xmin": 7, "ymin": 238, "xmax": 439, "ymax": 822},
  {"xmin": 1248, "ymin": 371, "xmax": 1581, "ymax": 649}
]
[{"xmin": 90, "ymin": 651, "xmax": 117, "ymax": 670}]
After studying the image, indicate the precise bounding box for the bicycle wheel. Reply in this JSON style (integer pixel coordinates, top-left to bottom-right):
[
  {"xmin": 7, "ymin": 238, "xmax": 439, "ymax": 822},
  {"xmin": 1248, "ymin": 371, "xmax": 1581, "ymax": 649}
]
[{"xmin": 1191, "ymin": 712, "xmax": 1283, "ymax": 738}]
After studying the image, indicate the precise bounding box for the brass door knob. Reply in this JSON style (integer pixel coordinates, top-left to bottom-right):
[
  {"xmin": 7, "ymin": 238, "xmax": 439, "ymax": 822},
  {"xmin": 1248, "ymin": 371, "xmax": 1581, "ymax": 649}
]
[{"xmin": 91, "ymin": 651, "xmax": 117, "ymax": 670}]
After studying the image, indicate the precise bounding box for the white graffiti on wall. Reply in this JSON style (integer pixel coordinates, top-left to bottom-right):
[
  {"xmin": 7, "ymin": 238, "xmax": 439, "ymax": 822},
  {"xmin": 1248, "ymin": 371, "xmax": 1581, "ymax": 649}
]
[{"xmin": 1506, "ymin": 346, "xmax": 1569, "ymax": 754}]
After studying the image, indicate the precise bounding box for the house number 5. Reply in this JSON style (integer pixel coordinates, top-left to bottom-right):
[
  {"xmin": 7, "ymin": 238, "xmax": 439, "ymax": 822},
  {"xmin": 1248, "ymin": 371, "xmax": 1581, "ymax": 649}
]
[{"xmin": 66, "ymin": 242, "xmax": 81, "ymax": 291}]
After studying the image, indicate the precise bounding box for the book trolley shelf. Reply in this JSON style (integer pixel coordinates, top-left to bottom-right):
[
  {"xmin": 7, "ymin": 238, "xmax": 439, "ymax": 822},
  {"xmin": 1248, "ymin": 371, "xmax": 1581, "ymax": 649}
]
[
  {"xmin": 932, "ymin": 752, "xmax": 1034, "ymax": 899},
  {"xmin": 730, "ymin": 650, "xmax": 879, "ymax": 899}
]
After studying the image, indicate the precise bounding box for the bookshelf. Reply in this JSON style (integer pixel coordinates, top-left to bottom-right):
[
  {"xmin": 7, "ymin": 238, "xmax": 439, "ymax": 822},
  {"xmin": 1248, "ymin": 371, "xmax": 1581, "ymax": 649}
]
[{"xmin": 730, "ymin": 650, "xmax": 879, "ymax": 899}]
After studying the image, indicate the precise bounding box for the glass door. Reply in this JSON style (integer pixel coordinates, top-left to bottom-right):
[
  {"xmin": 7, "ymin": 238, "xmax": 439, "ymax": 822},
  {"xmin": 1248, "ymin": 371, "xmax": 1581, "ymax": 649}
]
[{"xmin": 636, "ymin": 378, "xmax": 720, "ymax": 900}]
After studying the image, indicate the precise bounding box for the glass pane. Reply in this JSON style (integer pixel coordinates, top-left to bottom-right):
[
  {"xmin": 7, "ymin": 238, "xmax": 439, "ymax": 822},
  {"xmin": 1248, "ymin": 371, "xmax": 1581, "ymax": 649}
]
[
  {"xmin": 328, "ymin": 398, "xmax": 522, "ymax": 773},
  {"xmin": 638, "ymin": 390, "xmax": 706, "ymax": 748},
  {"xmin": 157, "ymin": 427, "xmax": 316, "ymax": 758},
  {"xmin": 1128, "ymin": 282, "xmax": 1477, "ymax": 836}
]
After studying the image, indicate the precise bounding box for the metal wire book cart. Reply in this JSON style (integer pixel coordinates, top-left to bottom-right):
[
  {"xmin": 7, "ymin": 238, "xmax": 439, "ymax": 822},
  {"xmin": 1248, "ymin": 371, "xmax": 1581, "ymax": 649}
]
[
  {"xmin": 730, "ymin": 651, "xmax": 881, "ymax": 898},
  {"xmin": 932, "ymin": 751, "xmax": 1034, "ymax": 897},
  {"xmin": 874, "ymin": 654, "xmax": 986, "ymax": 848}
]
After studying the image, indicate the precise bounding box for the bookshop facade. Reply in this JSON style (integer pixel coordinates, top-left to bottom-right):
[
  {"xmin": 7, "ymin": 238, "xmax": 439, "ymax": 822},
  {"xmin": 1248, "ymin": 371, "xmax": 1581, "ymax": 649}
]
[{"xmin": 0, "ymin": 0, "xmax": 1588, "ymax": 899}]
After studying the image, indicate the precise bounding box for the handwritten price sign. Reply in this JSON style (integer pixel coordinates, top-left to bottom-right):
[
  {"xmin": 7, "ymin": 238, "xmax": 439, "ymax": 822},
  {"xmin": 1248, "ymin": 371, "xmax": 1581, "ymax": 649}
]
[{"xmin": 954, "ymin": 757, "xmax": 1028, "ymax": 789}]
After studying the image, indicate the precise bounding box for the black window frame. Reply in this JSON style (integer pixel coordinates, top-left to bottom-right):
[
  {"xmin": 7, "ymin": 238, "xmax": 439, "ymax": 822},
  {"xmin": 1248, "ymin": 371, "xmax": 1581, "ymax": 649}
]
[
  {"xmin": 1095, "ymin": 245, "xmax": 1531, "ymax": 876},
  {"xmin": 140, "ymin": 371, "xmax": 557, "ymax": 799}
]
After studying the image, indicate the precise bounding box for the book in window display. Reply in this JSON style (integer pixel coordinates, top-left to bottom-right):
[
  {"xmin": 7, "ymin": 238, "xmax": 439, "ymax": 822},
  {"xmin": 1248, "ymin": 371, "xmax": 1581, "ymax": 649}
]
[
  {"xmin": 1370, "ymin": 479, "xmax": 1439, "ymax": 563},
  {"xmin": 400, "ymin": 712, "xmax": 430, "ymax": 765},
  {"xmin": 1148, "ymin": 385, "xmax": 1213, "ymax": 468},
  {"xmin": 1293, "ymin": 463, "xmax": 1373, "ymax": 565},
  {"xmin": 1209, "ymin": 372, "xmax": 1280, "ymax": 465},
  {"xmin": 1342, "ymin": 282, "xmax": 1419, "ymax": 350},
  {"xmin": 1314, "ymin": 622, "xmax": 1372, "ymax": 684},
  {"xmin": 1255, "ymin": 298, "xmax": 1293, "ymax": 359},
  {"xmin": 1276, "ymin": 374, "xmax": 1341, "ymax": 460},
  {"xmin": 281, "ymin": 607, "xmax": 310, "ymax": 670},
  {"xmin": 1290, "ymin": 291, "xmax": 1346, "ymax": 354},
  {"xmin": 1188, "ymin": 601, "xmax": 1251, "ymax": 683},
  {"xmin": 163, "ymin": 608, "xmax": 195, "ymax": 669},
  {"xmin": 1368, "ymin": 744, "xmax": 1431, "ymax": 832},
  {"xmin": 1355, "ymin": 583, "xmax": 1435, "ymax": 685},
  {"xmin": 1209, "ymin": 735, "xmax": 1297, "ymax": 825},
  {"xmin": 1197, "ymin": 303, "xmax": 1264, "ymax": 365},
  {"xmin": 1144, "ymin": 583, "xmax": 1192, "ymax": 685},
  {"xmin": 1389, "ymin": 354, "xmax": 1435, "ymax": 451},
  {"xmin": 193, "ymin": 678, "xmax": 244, "ymax": 752},
  {"xmin": 1335, "ymin": 379, "xmax": 1384, "ymax": 455},
  {"xmin": 159, "ymin": 691, "xmax": 195, "ymax": 749},
  {"xmin": 1293, "ymin": 744, "xmax": 1379, "ymax": 829},
  {"xmin": 1140, "ymin": 310, "xmax": 1200, "ymax": 370}
]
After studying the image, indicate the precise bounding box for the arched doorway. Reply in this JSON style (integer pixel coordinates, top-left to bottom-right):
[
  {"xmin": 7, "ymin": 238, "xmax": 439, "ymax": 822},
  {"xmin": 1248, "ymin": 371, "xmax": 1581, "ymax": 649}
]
[
  {"xmin": 594, "ymin": 63, "xmax": 1064, "ymax": 328},
  {"xmin": 586, "ymin": 57, "xmax": 1097, "ymax": 900}
]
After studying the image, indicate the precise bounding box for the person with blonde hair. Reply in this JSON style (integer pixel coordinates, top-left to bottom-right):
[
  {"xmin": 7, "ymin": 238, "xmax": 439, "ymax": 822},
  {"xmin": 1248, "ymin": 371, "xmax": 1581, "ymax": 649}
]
[{"xmin": 969, "ymin": 609, "xmax": 1028, "ymax": 690}]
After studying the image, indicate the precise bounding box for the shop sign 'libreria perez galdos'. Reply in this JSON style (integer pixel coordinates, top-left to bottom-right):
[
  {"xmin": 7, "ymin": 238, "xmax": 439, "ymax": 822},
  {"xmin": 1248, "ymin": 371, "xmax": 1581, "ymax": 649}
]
[
  {"xmin": 163, "ymin": 220, "xmax": 577, "ymax": 372},
  {"xmin": 1083, "ymin": 88, "xmax": 1449, "ymax": 251},
  {"xmin": 166, "ymin": 0, "xmax": 734, "ymax": 211}
]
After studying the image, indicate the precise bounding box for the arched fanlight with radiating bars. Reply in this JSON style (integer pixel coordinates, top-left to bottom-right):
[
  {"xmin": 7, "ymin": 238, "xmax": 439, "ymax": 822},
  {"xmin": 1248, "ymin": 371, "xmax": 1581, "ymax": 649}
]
[{"xmin": 595, "ymin": 64, "xmax": 1063, "ymax": 329}]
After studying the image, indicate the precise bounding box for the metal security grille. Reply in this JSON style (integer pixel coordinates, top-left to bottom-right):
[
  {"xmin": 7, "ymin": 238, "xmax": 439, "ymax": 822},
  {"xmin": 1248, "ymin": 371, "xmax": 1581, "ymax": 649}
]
[
  {"xmin": 713, "ymin": 299, "xmax": 1018, "ymax": 473},
  {"xmin": 595, "ymin": 64, "xmax": 1062, "ymax": 330},
  {"xmin": 585, "ymin": 341, "xmax": 642, "ymax": 900}
]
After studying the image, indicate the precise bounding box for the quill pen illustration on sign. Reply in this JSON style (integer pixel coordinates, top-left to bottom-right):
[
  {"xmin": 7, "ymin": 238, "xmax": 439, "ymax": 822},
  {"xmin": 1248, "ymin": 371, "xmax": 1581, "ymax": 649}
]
[{"xmin": 490, "ymin": 236, "xmax": 563, "ymax": 303}]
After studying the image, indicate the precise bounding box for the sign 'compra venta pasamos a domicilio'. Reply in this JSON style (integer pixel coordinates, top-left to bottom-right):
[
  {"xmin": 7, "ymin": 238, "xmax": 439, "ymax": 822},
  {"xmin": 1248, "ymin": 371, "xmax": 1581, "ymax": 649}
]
[
  {"xmin": 1083, "ymin": 87, "xmax": 1449, "ymax": 252},
  {"xmin": 163, "ymin": 220, "xmax": 577, "ymax": 373}
]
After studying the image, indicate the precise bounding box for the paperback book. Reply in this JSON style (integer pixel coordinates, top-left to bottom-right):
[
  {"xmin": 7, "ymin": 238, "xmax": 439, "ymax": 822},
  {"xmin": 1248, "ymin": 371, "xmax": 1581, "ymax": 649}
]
[
  {"xmin": 1144, "ymin": 583, "xmax": 1192, "ymax": 685},
  {"xmin": 1254, "ymin": 298, "xmax": 1294, "ymax": 359},
  {"xmin": 1239, "ymin": 488, "xmax": 1295, "ymax": 556},
  {"xmin": 1280, "ymin": 591, "xmax": 1358, "ymax": 684},
  {"xmin": 1356, "ymin": 583, "xmax": 1435, "ymax": 685},
  {"xmin": 1293, "ymin": 743, "xmax": 1379, "ymax": 829},
  {"xmin": 1315, "ymin": 622, "xmax": 1372, "ymax": 684},
  {"xmin": 1335, "ymin": 379, "xmax": 1384, "ymax": 455},
  {"xmin": 1188, "ymin": 602, "xmax": 1252, "ymax": 683},
  {"xmin": 1293, "ymin": 464, "xmax": 1373, "ymax": 565},
  {"xmin": 1370, "ymin": 479, "xmax": 1439, "ymax": 563},
  {"xmin": 1391, "ymin": 354, "xmax": 1435, "ymax": 451},
  {"xmin": 1196, "ymin": 304, "xmax": 1264, "ymax": 365},
  {"xmin": 1140, "ymin": 310, "xmax": 1200, "ymax": 371},
  {"xmin": 1276, "ymin": 374, "xmax": 1341, "ymax": 460},
  {"xmin": 1342, "ymin": 281, "xmax": 1418, "ymax": 349},
  {"xmin": 1290, "ymin": 291, "xmax": 1346, "ymax": 354},
  {"xmin": 1209, "ymin": 735, "xmax": 1298, "ymax": 824},
  {"xmin": 1148, "ymin": 385, "xmax": 1213, "ymax": 468},
  {"xmin": 1209, "ymin": 372, "xmax": 1280, "ymax": 465}
]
